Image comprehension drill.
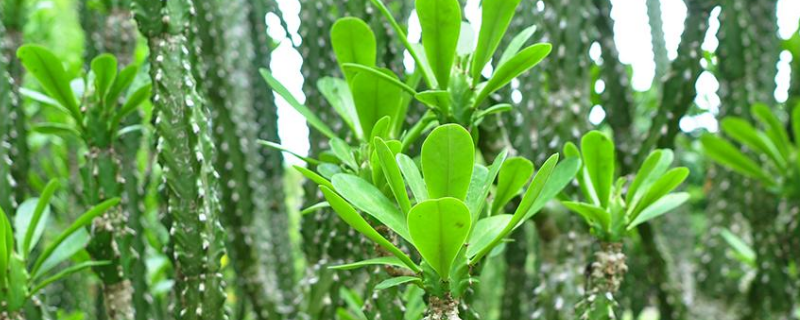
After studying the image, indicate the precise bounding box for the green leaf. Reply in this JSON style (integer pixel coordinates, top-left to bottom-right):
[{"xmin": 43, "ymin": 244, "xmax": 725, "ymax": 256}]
[
  {"xmin": 321, "ymin": 186, "xmax": 420, "ymax": 272},
  {"xmin": 793, "ymin": 105, "xmax": 800, "ymax": 149},
  {"xmin": 465, "ymin": 165, "xmax": 489, "ymax": 223},
  {"xmin": 751, "ymin": 103, "xmax": 791, "ymax": 161},
  {"xmin": 375, "ymin": 276, "xmax": 421, "ymax": 290},
  {"xmin": 416, "ymin": 0, "xmax": 462, "ymax": 88},
  {"xmin": 30, "ymin": 260, "xmax": 111, "ymax": 295},
  {"xmin": 631, "ymin": 167, "xmax": 689, "ymax": 218},
  {"xmin": 330, "ymin": 256, "xmax": 410, "ymax": 271},
  {"xmin": 258, "ymin": 140, "xmax": 320, "ymax": 165},
  {"xmin": 700, "ymin": 134, "xmax": 773, "ymax": 184},
  {"xmin": 331, "ymin": 17, "xmax": 376, "ymax": 82},
  {"xmin": 562, "ymin": 201, "xmax": 611, "ymax": 231},
  {"xmin": 397, "ymin": 154, "xmax": 429, "ymax": 202},
  {"xmin": 468, "ymin": 149, "xmax": 508, "ymax": 218},
  {"xmin": 293, "ymin": 165, "xmax": 334, "ymax": 190},
  {"xmin": 375, "ymin": 138, "xmax": 412, "ymax": 214},
  {"xmin": 0, "ymin": 206, "xmax": 11, "ymax": 287},
  {"xmin": 415, "ymin": 90, "xmax": 451, "ymax": 115},
  {"xmin": 91, "ymin": 54, "xmax": 118, "ymax": 102},
  {"xmin": 113, "ymin": 84, "xmax": 151, "ymax": 127},
  {"xmin": 581, "ymin": 131, "xmax": 615, "ymax": 208},
  {"xmin": 21, "ymin": 179, "xmax": 58, "ymax": 259},
  {"xmin": 721, "ymin": 117, "xmax": 785, "ymax": 169},
  {"xmin": 627, "ymin": 192, "xmax": 689, "ymax": 230},
  {"xmin": 105, "ymin": 64, "xmax": 139, "ymax": 107},
  {"xmin": 470, "ymin": 0, "xmax": 522, "ymax": 84},
  {"xmin": 342, "ymin": 63, "xmax": 417, "ymax": 95},
  {"xmin": 260, "ymin": 69, "xmax": 337, "ymax": 139},
  {"xmin": 331, "ymin": 138, "xmax": 358, "ymax": 171},
  {"xmin": 492, "ymin": 157, "xmax": 533, "ymax": 215},
  {"xmin": 626, "ymin": 149, "xmax": 673, "ymax": 206},
  {"xmin": 35, "ymin": 229, "xmax": 89, "ymax": 279},
  {"xmin": 474, "ymin": 103, "xmax": 512, "ymax": 120},
  {"xmin": 407, "ymin": 198, "xmax": 471, "ymax": 279},
  {"xmin": 497, "ymin": 25, "xmax": 537, "ymax": 67},
  {"xmin": 474, "ymin": 43, "xmax": 551, "ymax": 107},
  {"xmin": 370, "ymin": 116, "xmax": 393, "ymax": 142},
  {"xmin": 318, "ymin": 163, "xmax": 342, "ymax": 179},
  {"xmin": 421, "ymin": 124, "xmax": 475, "ymax": 200},
  {"xmin": 318, "ymin": 77, "xmax": 360, "ymax": 137},
  {"xmin": 32, "ymin": 123, "xmax": 80, "ymax": 138},
  {"xmin": 300, "ymin": 202, "xmax": 330, "ymax": 215},
  {"xmin": 720, "ymin": 229, "xmax": 756, "ymax": 267},
  {"xmin": 351, "ymin": 70, "xmax": 403, "ymax": 138},
  {"xmin": 31, "ymin": 198, "xmax": 120, "ymax": 278},
  {"xmin": 17, "ymin": 45, "xmax": 81, "ymax": 122},
  {"xmin": 466, "ymin": 214, "xmax": 512, "ymax": 258},
  {"xmin": 331, "ymin": 174, "xmax": 411, "ymax": 242},
  {"xmin": 456, "ymin": 22, "xmax": 476, "ymax": 56},
  {"xmin": 522, "ymin": 156, "xmax": 581, "ymax": 221}
]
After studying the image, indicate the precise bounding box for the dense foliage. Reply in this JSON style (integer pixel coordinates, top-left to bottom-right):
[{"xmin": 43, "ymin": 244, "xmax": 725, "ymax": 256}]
[{"xmin": 0, "ymin": 0, "xmax": 798, "ymax": 319}]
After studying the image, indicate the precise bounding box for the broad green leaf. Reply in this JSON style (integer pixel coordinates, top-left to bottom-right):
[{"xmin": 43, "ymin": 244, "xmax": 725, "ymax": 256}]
[
  {"xmin": 260, "ymin": 69, "xmax": 337, "ymax": 139},
  {"xmin": 332, "ymin": 174, "xmax": 411, "ymax": 242},
  {"xmin": 17, "ymin": 45, "xmax": 81, "ymax": 122},
  {"xmin": 720, "ymin": 229, "xmax": 756, "ymax": 267},
  {"xmin": 631, "ymin": 167, "xmax": 689, "ymax": 218},
  {"xmin": 331, "ymin": 17, "xmax": 376, "ymax": 82},
  {"xmin": 626, "ymin": 149, "xmax": 673, "ymax": 206},
  {"xmin": 351, "ymin": 71, "xmax": 403, "ymax": 138},
  {"xmin": 492, "ymin": 157, "xmax": 533, "ymax": 215},
  {"xmin": 397, "ymin": 154, "xmax": 429, "ymax": 202},
  {"xmin": 581, "ymin": 131, "xmax": 615, "ymax": 208},
  {"xmin": 31, "ymin": 198, "xmax": 120, "ymax": 277},
  {"xmin": 562, "ymin": 201, "xmax": 611, "ymax": 231},
  {"xmin": 375, "ymin": 138, "xmax": 412, "ymax": 214},
  {"xmin": 32, "ymin": 123, "xmax": 80, "ymax": 138},
  {"xmin": 320, "ymin": 186, "xmax": 420, "ymax": 272},
  {"xmin": 415, "ymin": 90, "xmax": 451, "ymax": 115},
  {"xmin": 465, "ymin": 165, "xmax": 489, "ymax": 223},
  {"xmin": 113, "ymin": 84, "xmax": 151, "ymax": 127},
  {"xmin": 106, "ymin": 64, "xmax": 139, "ymax": 107},
  {"xmin": 293, "ymin": 165, "xmax": 334, "ymax": 190},
  {"xmin": 421, "ymin": 124, "xmax": 475, "ymax": 200},
  {"xmin": 318, "ymin": 77, "xmax": 360, "ymax": 137},
  {"xmin": 407, "ymin": 198, "xmax": 471, "ymax": 279},
  {"xmin": 31, "ymin": 260, "xmax": 110, "ymax": 295},
  {"xmin": 330, "ymin": 256, "xmax": 410, "ymax": 271},
  {"xmin": 497, "ymin": 25, "xmax": 537, "ymax": 67},
  {"xmin": 258, "ymin": 140, "xmax": 320, "ymax": 165},
  {"xmin": 14, "ymin": 199, "xmax": 49, "ymax": 260},
  {"xmin": 470, "ymin": 0, "xmax": 522, "ymax": 83},
  {"xmin": 700, "ymin": 134, "xmax": 773, "ymax": 184},
  {"xmin": 342, "ymin": 63, "xmax": 417, "ymax": 95},
  {"xmin": 721, "ymin": 117, "xmax": 785, "ymax": 169},
  {"xmin": 318, "ymin": 163, "xmax": 342, "ymax": 179},
  {"xmin": 468, "ymin": 149, "xmax": 508, "ymax": 217},
  {"xmin": 91, "ymin": 54, "xmax": 118, "ymax": 102},
  {"xmin": 375, "ymin": 276, "xmax": 421, "ymax": 290},
  {"xmin": 522, "ymin": 156, "xmax": 581, "ymax": 221},
  {"xmin": 751, "ymin": 103, "xmax": 791, "ymax": 160},
  {"xmin": 627, "ymin": 192, "xmax": 689, "ymax": 230},
  {"xmin": 19, "ymin": 88, "xmax": 61, "ymax": 108},
  {"xmin": 370, "ymin": 116, "xmax": 393, "ymax": 142},
  {"xmin": 331, "ymin": 138, "xmax": 358, "ymax": 171},
  {"xmin": 466, "ymin": 214, "xmax": 512, "ymax": 257},
  {"xmin": 474, "ymin": 43, "xmax": 551, "ymax": 107},
  {"xmin": 416, "ymin": 0, "xmax": 461, "ymax": 88},
  {"xmin": 22, "ymin": 179, "xmax": 58, "ymax": 259}
]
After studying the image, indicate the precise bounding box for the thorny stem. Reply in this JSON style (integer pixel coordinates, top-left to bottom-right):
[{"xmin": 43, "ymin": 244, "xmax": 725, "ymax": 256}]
[
  {"xmin": 578, "ymin": 242, "xmax": 627, "ymax": 320},
  {"xmin": 425, "ymin": 295, "xmax": 461, "ymax": 320}
]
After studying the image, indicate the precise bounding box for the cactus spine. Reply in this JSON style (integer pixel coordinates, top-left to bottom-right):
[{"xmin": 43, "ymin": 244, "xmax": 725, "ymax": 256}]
[{"xmin": 133, "ymin": 0, "xmax": 228, "ymax": 318}]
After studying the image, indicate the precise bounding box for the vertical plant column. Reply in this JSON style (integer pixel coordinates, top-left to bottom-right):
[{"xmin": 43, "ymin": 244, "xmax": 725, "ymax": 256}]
[
  {"xmin": 191, "ymin": 0, "xmax": 288, "ymax": 318},
  {"xmin": 0, "ymin": 20, "xmax": 15, "ymax": 214},
  {"xmin": 133, "ymin": 0, "xmax": 227, "ymax": 319}
]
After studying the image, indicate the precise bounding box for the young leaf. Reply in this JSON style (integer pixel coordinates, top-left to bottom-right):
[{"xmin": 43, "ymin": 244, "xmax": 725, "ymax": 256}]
[
  {"xmin": 492, "ymin": 157, "xmax": 534, "ymax": 215},
  {"xmin": 562, "ymin": 201, "xmax": 611, "ymax": 231},
  {"xmin": 474, "ymin": 43, "xmax": 551, "ymax": 106},
  {"xmin": 22, "ymin": 179, "xmax": 58, "ymax": 259},
  {"xmin": 342, "ymin": 63, "xmax": 417, "ymax": 95},
  {"xmin": 721, "ymin": 117, "xmax": 785, "ymax": 169},
  {"xmin": 258, "ymin": 140, "xmax": 320, "ymax": 165},
  {"xmin": 465, "ymin": 165, "xmax": 489, "ymax": 222},
  {"xmin": 34, "ymin": 229, "xmax": 89, "ymax": 280},
  {"xmin": 415, "ymin": 90, "xmax": 451, "ymax": 115},
  {"xmin": 30, "ymin": 260, "xmax": 111, "ymax": 295},
  {"xmin": 0, "ymin": 206, "xmax": 11, "ymax": 287},
  {"xmin": 397, "ymin": 154, "xmax": 429, "ymax": 202},
  {"xmin": 751, "ymin": 103, "xmax": 791, "ymax": 160},
  {"xmin": 370, "ymin": 116, "xmax": 393, "ymax": 142},
  {"xmin": 320, "ymin": 186, "xmax": 420, "ymax": 272},
  {"xmin": 474, "ymin": 103, "xmax": 512, "ymax": 120},
  {"xmin": 416, "ymin": 0, "xmax": 462, "ymax": 88},
  {"xmin": 113, "ymin": 84, "xmax": 152, "ymax": 128},
  {"xmin": 630, "ymin": 167, "xmax": 689, "ymax": 218},
  {"xmin": 300, "ymin": 202, "xmax": 330, "ymax": 215},
  {"xmin": 466, "ymin": 214, "xmax": 512, "ymax": 258},
  {"xmin": 720, "ymin": 229, "xmax": 756, "ymax": 267},
  {"xmin": 16, "ymin": 45, "xmax": 82, "ymax": 122},
  {"xmin": 31, "ymin": 198, "xmax": 120, "ymax": 277},
  {"xmin": 421, "ymin": 124, "xmax": 475, "ymax": 200},
  {"xmin": 330, "ymin": 256, "xmax": 410, "ymax": 271},
  {"xmin": 375, "ymin": 276, "xmax": 421, "ymax": 290},
  {"xmin": 331, "ymin": 174, "xmax": 411, "ymax": 242},
  {"xmin": 375, "ymin": 138, "xmax": 412, "ymax": 214},
  {"xmin": 293, "ymin": 165, "xmax": 334, "ymax": 190},
  {"xmin": 522, "ymin": 156, "xmax": 581, "ymax": 221},
  {"xmin": 626, "ymin": 149, "xmax": 673, "ymax": 206},
  {"xmin": 260, "ymin": 69, "xmax": 338, "ymax": 139},
  {"xmin": 468, "ymin": 149, "xmax": 508, "ymax": 218},
  {"xmin": 700, "ymin": 134, "xmax": 773, "ymax": 184},
  {"xmin": 351, "ymin": 71, "xmax": 403, "ymax": 138},
  {"xmin": 90, "ymin": 54, "xmax": 118, "ymax": 102},
  {"xmin": 32, "ymin": 123, "xmax": 80, "ymax": 138},
  {"xmin": 105, "ymin": 64, "xmax": 139, "ymax": 107},
  {"xmin": 331, "ymin": 138, "xmax": 358, "ymax": 171},
  {"xmin": 581, "ymin": 131, "xmax": 615, "ymax": 208},
  {"xmin": 318, "ymin": 77, "xmax": 361, "ymax": 137},
  {"xmin": 470, "ymin": 0, "xmax": 522, "ymax": 84},
  {"xmin": 627, "ymin": 192, "xmax": 689, "ymax": 230},
  {"xmin": 331, "ymin": 17, "xmax": 376, "ymax": 81},
  {"xmin": 497, "ymin": 25, "xmax": 537, "ymax": 67},
  {"xmin": 407, "ymin": 198, "xmax": 471, "ymax": 279}
]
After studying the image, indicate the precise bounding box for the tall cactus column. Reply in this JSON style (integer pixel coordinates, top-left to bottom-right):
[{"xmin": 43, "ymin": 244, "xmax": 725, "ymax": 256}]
[{"xmin": 133, "ymin": 0, "xmax": 227, "ymax": 319}]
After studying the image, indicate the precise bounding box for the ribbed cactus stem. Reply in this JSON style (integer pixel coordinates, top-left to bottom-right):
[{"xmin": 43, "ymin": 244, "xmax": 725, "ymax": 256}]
[
  {"xmin": 578, "ymin": 242, "xmax": 627, "ymax": 320},
  {"xmin": 1, "ymin": 0, "xmax": 28, "ymax": 211}
]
